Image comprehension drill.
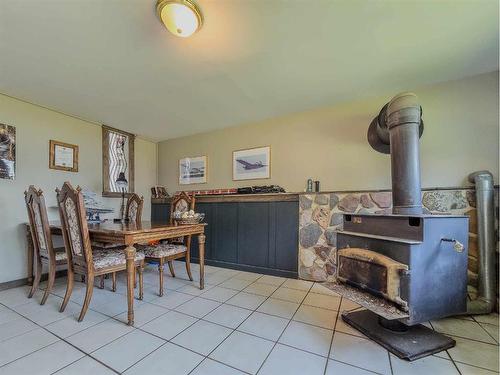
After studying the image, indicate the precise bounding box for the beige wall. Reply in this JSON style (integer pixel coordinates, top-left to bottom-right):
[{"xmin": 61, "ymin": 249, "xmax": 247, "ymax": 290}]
[
  {"xmin": 158, "ymin": 72, "xmax": 499, "ymax": 193},
  {"xmin": 0, "ymin": 94, "xmax": 157, "ymax": 283}
]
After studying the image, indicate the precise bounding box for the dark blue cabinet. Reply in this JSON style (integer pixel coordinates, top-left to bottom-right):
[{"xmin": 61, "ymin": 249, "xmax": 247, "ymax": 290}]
[
  {"xmin": 238, "ymin": 203, "xmax": 270, "ymax": 267},
  {"xmin": 151, "ymin": 196, "xmax": 299, "ymax": 278},
  {"xmin": 274, "ymin": 202, "xmax": 299, "ymax": 272},
  {"xmin": 151, "ymin": 203, "xmax": 170, "ymax": 223},
  {"xmin": 213, "ymin": 203, "xmax": 239, "ymax": 263}
]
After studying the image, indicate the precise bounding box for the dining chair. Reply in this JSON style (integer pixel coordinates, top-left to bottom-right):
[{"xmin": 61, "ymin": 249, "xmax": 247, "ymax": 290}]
[
  {"xmin": 24, "ymin": 186, "xmax": 68, "ymax": 305},
  {"xmin": 125, "ymin": 193, "xmax": 144, "ymax": 223},
  {"xmin": 137, "ymin": 192, "xmax": 195, "ymax": 296},
  {"xmin": 98, "ymin": 193, "xmax": 144, "ymax": 291},
  {"xmin": 56, "ymin": 181, "xmax": 145, "ymax": 322}
]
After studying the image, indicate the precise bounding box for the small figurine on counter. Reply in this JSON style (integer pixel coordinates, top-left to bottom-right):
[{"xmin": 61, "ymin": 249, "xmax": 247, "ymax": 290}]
[{"xmin": 306, "ymin": 178, "xmax": 313, "ymax": 192}]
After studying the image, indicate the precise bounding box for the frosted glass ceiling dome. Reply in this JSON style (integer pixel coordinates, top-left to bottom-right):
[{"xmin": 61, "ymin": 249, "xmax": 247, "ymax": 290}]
[{"xmin": 156, "ymin": 0, "xmax": 203, "ymax": 38}]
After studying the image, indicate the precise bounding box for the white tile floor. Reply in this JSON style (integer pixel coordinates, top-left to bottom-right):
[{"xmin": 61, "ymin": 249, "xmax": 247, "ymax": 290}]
[{"xmin": 0, "ymin": 260, "xmax": 498, "ymax": 375}]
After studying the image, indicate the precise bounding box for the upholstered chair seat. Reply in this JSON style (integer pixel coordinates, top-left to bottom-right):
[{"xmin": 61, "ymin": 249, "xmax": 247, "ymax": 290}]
[
  {"xmin": 91, "ymin": 241, "xmax": 122, "ymax": 249},
  {"xmin": 141, "ymin": 191, "xmax": 196, "ymax": 297},
  {"xmin": 92, "ymin": 249, "xmax": 145, "ymax": 270},
  {"xmin": 37, "ymin": 246, "xmax": 67, "ymax": 262},
  {"xmin": 137, "ymin": 243, "xmax": 187, "ymax": 259},
  {"xmin": 42, "ymin": 250, "xmax": 68, "ymax": 262}
]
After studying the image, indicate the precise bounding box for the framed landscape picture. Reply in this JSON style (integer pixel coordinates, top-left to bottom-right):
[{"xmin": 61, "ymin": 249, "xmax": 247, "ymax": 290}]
[
  {"xmin": 179, "ymin": 155, "xmax": 207, "ymax": 185},
  {"xmin": 233, "ymin": 146, "xmax": 270, "ymax": 181},
  {"xmin": 0, "ymin": 123, "xmax": 16, "ymax": 180},
  {"xmin": 49, "ymin": 140, "xmax": 79, "ymax": 172}
]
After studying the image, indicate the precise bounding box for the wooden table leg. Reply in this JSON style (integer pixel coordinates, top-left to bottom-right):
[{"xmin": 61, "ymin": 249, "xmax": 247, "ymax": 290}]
[
  {"xmin": 198, "ymin": 234, "xmax": 205, "ymax": 290},
  {"xmin": 26, "ymin": 226, "xmax": 34, "ymax": 286},
  {"xmin": 125, "ymin": 245, "xmax": 136, "ymax": 326}
]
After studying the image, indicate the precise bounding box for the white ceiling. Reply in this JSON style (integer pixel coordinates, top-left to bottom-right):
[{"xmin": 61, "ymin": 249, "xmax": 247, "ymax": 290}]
[{"xmin": 0, "ymin": 0, "xmax": 498, "ymax": 142}]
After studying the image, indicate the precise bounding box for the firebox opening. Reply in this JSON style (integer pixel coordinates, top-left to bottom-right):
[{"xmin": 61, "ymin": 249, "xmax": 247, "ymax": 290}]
[
  {"xmin": 408, "ymin": 217, "xmax": 421, "ymax": 227},
  {"xmin": 345, "ymin": 215, "xmax": 352, "ymax": 222}
]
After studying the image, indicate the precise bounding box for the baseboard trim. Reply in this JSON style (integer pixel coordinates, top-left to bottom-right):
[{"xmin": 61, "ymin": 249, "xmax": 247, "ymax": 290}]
[
  {"xmin": 0, "ymin": 270, "xmax": 68, "ymax": 292},
  {"xmin": 0, "ymin": 278, "xmax": 28, "ymax": 291},
  {"xmin": 191, "ymin": 258, "xmax": 298, "ymax": 279}
]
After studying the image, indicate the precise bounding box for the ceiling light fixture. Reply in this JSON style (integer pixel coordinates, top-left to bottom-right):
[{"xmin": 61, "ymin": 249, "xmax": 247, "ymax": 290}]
[{"xmin": 156, "ymin": 0, "xmax": 203, "ymax": 38}]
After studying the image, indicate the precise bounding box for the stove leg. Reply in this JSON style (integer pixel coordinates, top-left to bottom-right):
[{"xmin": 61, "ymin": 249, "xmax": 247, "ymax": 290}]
[{"xmin": 378, "ymin": 316, "xmax": 408, "ymax": 332}]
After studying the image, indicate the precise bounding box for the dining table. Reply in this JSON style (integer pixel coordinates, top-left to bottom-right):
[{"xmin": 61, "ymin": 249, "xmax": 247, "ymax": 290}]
[{"xmin": 26, "ymin": 220, "xmax": 206, "ymax": 326}]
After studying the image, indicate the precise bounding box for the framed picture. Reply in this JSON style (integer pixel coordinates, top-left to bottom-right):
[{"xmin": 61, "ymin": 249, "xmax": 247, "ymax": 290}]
[
  {"xmin": 0, "ymin": 123, "xmax": 16, "ymax": 180},
  {"xmin": 102, "ymin": 125, "xmax": 134, "ymax": 197},
  {"xmin": 49, "ymin": 140, "xmax": 79, "ymax": 172},
  {"xmin": 233, "ymin": 146, "xmax": 271, "ymax": 181},
  {"xmin": 179, "ymin": 155, "xmax": 208, "ymax": 185}
]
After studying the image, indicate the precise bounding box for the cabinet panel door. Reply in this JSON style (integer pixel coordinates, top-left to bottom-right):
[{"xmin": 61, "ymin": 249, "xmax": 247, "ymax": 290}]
[
  {"xmin": 237, "ymin": 203, "xmax": 269, "ymax": 267},
  {"xmin": 151, "ymin": 203, "xmax": 170, "ymax": 222},
  {"xmin": 213, "ymin": 203, "xmax": 238, "ymax": 263},
  {"xmin": 275, "ymin": 201, "xmax": 299, "ymax": 272}
]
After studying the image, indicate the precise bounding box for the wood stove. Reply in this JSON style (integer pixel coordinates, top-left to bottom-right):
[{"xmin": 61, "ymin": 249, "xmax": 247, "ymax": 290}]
[
  {"xmin": 324, "ymin": 93, "xmax": 469, "ymax": 360},
  {"xmin": 336, "ymin": 214, "xmax": 468, "ymax": 324}
]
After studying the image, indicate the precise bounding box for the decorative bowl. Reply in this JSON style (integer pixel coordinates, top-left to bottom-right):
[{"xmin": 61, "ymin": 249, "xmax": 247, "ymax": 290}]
[{"xmin": 174, "ymin": 213, "xmax": 205, "ymax": 225}]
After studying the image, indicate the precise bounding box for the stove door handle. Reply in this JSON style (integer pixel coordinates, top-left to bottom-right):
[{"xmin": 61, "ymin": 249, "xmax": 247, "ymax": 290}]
[{"xmin": 441, "ymin": 238, "xmax": 465, "ymax": 253}]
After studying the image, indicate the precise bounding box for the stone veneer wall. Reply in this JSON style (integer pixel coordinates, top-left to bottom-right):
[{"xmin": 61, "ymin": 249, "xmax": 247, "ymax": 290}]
[{"xmin": 298, "ymin": 188, "xmax": 499, "ymax": 292}]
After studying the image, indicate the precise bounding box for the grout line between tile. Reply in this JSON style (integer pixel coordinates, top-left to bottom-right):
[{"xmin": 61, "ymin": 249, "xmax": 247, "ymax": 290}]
[
  {"xmin": 0, "ymin": 275, "xmax": 373, "ymax": 373},
  {"xmin": 476, "ymin": 321, "xmax": 500, "ymax": 345},
  {"xmin": 253, "ymin": 281, "xmax": 313, "ymax": 374},
  {"xmin": 49, "ymin": 354, "xmax": 92, "ymax": 375},
  {"xmin": 2, "ymin": 266, "xmax": 499, "ymax": 375},
  {"xmin": 324, "ymin": 296, "xmax": 394, "ymax": 375},
  {"xmin": 387, "ymin": 350, "xmax": 394, "ymax": 375},
  {"xmin": 185, "ymin": 274, "xmax": 290, "ymax": 373},
  {"xmin": 329, "ymin": 359, "xmax": 383, "ymax": 374},
  {"xmin": 116, "ymin": 267, "xmax": 263, "ymax": 373},
  {"xmin": 453, "ymin": 359, "xmax": 500, "ymax": 373},
  {"xmin": 323, "ymin": 306, "xmax": 340, "ymax": 375},
  {"xmin": 119, "ymin": 340, "xmax": 171, "ymax": 373},
  {"xmin": 0, "ymin": 303, "xmax": 121, "ymax": 375},
  {"xmin": 0, "ymin": 302, "xmax": 41, "ymax": 343}
]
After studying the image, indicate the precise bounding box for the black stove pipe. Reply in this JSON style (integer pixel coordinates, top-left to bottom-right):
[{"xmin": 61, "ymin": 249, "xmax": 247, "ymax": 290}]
[{"xmin": 367, "ymin": 93, "xmax": 424, "ymax": 215}]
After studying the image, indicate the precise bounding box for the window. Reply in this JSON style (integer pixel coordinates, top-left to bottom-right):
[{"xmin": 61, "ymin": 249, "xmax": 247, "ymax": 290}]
[{"xmin": 102, "ymin": 125, "xmax": 135, "ymax": 197}]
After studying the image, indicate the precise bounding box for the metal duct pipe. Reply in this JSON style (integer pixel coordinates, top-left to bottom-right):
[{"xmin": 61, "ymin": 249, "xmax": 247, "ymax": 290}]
[
  {"xmin": 466, "ymin": 170, "xmax": 496, "ymax": 314},
  {"xmin": 367, "ymin": 92, "xmax": 424, "ymax": 215}
]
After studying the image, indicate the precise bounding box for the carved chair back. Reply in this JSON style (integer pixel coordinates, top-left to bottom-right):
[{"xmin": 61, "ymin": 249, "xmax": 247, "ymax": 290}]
[
  {"xmin": 126, "ymin": 193, "xmax": 144, "ymax": 224},
  {"xmin": 169, "ymin": 192, "xmax": 196, "ymax": 225},
  {"xmin": 25, "ymin": 186, "xmax": 55, "ymax": 262},
  {"xmin": 169, "ymin": 192, "xmax": 196, "ymax": 243},
  {"xmin": 56, "ymin": 182, "xmax": 93, "ymax": 269}
]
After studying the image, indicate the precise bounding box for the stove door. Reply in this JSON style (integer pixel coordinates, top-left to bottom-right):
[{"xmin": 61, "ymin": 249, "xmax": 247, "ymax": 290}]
[
  {"xmin": 337, "ymin": 248, "xmax": 409, "ymax": 310},
  {"xmin": 321, "ymin": 247, "xmax": 410, "ymax": 321}
]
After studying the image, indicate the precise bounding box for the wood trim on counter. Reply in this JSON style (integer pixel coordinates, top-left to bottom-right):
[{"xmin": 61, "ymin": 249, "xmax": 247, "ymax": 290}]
[
  {"xmin": 152, "ymin": 193, "xmax": 299, "ymax": 204},
  {"xmin": 151, "ymin": 185, "xmax": 486, "ymax": 205}
]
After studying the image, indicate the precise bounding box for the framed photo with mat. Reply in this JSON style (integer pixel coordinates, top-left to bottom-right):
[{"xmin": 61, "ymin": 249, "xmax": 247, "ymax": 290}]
[{"xmin": 233, "ymin": 146, "xmax": 270, "ymax": 181}]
